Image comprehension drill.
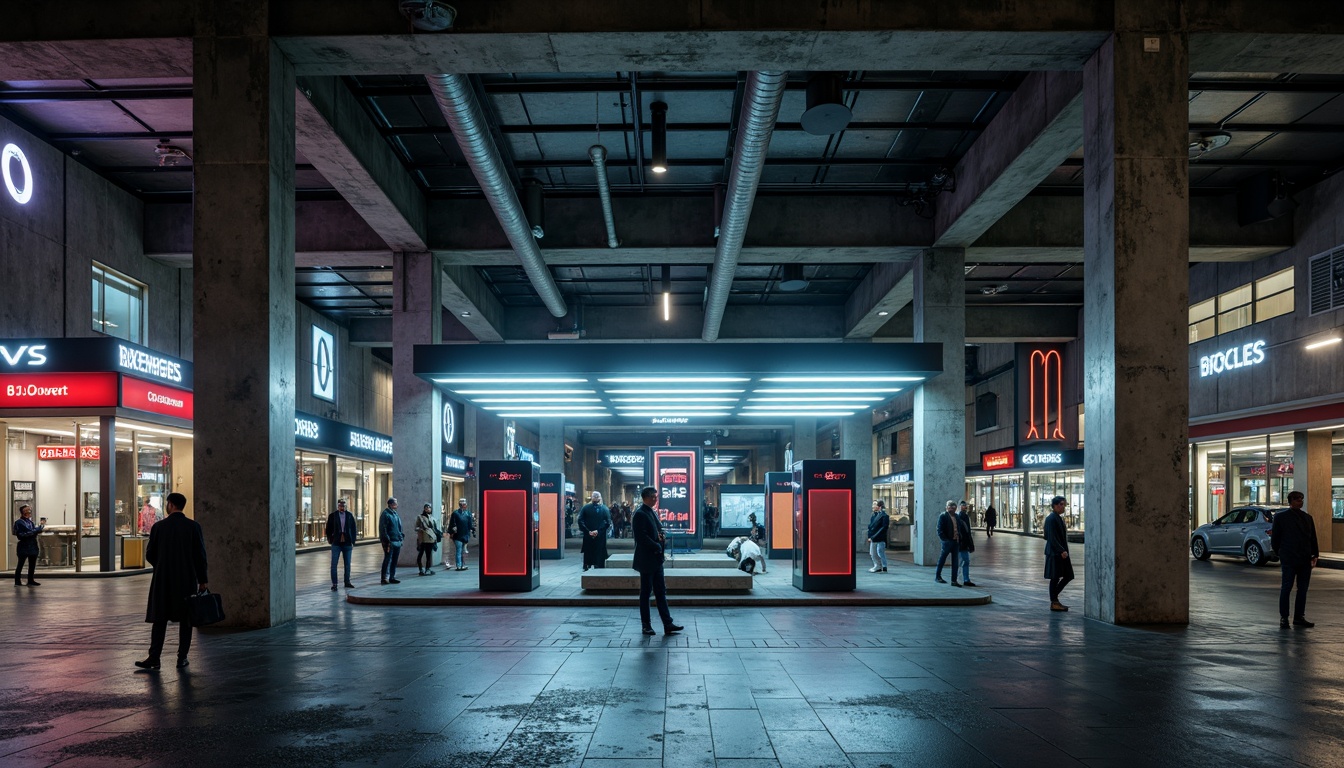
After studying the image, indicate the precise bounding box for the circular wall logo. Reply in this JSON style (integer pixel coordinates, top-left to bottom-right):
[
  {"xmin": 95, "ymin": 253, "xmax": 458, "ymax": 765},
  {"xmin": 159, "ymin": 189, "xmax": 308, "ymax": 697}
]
[
  {"xmin": 442, "ymin": 402, "xmax": 456, "ymax": 445},
  {"xmin": 2, "ymin": 143, "xmax": 33, "ymax": 205}
]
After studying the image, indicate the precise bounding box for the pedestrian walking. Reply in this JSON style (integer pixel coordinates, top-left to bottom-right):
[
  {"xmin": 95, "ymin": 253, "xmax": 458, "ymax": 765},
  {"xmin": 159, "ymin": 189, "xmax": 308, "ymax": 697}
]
[
  {"xmin": 579, "ymin": 491, "xmax": 612, "ymax": 571},
  {"xmin": 956, "ymin": 501, "xmax": 977, "ymax": 587},
  {"xmin": 447, "ymin": 498, "xmax": 474, "ymax": 571},
  {"xmin": 1043, "ymin": 496, "xmax": 1073, "ymax": 611},
  {"xmin": 984, "ymin": 504, "xmax": 998, "ymax": 538},
  {"xmin": 633, "ymin": 486, "xmax": 683, "ymax": 636},
  {"xmin": 935, "ymin": 500, "xmax": 961, "ymax": 586},
  {"xmin": 867, "ymin": 500, "xmax": 889, "ymax": 573},
  {"xmin": 415, "ymin": 503, "xmax": 441, "ymax": 576},
  {"xmin": 326, "ymin": 498, "xmax": 357, "ymax": 591},
  {"xmin": 137, "ymin": 493, "xmax": 206, "ymax": 670},
  {"xmin": 1271, "ymin": 490, "xmax": 1319, "ymax": 628},
  {"xmin": 379, "ymin": 497, "xmax": 403, "ymax": 585},
  {"xmin": 12, "ymin": 504, "xmax": 44, "ymax": 586}
]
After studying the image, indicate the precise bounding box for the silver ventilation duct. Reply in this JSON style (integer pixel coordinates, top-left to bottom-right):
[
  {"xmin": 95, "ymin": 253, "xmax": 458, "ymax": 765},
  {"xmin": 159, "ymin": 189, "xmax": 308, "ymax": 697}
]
[
  {"xmin": 701, "ymin": 71, "xmax": 788, "ymax": 342},
  {"xmin": 424, "ymin": 74, "xmax": 568, "ymax": 318},
  {"xmin": 589, "ymin": 145, "xmax": 620, "ymax": 248}
]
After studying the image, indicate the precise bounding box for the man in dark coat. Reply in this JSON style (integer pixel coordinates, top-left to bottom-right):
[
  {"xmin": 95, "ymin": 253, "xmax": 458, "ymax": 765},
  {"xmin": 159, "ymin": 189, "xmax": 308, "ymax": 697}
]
[
  {"xmin": 326, "ymin": 498, "xmax": 358, "ymax": 590},
  {"xmin": 935, "ymin": 501, "xmax": 961, "ymax": 586},
  {"xmin": 984, "ymin": 504, "xmax": 998, "ymax": 538},
  {"xmin": 578, "ymin": 491, "xmax": 612, "ymax": 571},
  {"xmin": 956, "ymin": 501, "xmax": 976, "ymax": 587},
  {"xmin": 632, "ymin": 486, "xmax": 683, "ymax": 636},
  {"xmin": 1043, "ymin": 496, "xmax": 1073, "ymax": 612},
  {"xmin": 12, "ymin": 504, "xmax": 44, "ymax": 586},
  {"xmin": 867, "ymin": 500, "xmax": 889, "ymax": 573},
  {"xmin": 1271, "ymin": 490, "xmax": 1319, "ymax": 628},
  {"xmin": 138, "ymin": 493, "xmax": 207, "ymax": 670}
]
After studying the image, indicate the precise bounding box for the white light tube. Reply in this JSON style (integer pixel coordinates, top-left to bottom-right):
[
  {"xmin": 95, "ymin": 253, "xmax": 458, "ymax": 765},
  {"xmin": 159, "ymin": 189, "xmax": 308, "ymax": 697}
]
[
  {"xmin": 599, "ymin": 376, "xmax": 749, "ymax": 383},
  {"xmin": 1305, "ymin": 337, "xmax": 1341, "ymax": 350},
  {"xmin": 433, "ymin": 377, "xmax": 588, "ymax": 384},
  {"xmin": 760, "ymin": 375, "xmax": 923, "ymax": 383}
]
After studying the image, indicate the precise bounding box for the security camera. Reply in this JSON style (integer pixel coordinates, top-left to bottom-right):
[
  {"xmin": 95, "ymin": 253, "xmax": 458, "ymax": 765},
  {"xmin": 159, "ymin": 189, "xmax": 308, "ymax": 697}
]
[{"xmin": 399, "ymin": 0, "xmax": 456, "ymax": 31}]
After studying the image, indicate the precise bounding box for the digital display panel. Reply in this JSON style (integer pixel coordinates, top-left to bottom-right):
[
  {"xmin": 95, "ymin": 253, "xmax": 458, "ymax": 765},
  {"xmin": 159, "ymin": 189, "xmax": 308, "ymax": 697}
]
[
  {"xmin": 538, "ymin": 491, "xmax": 558, "ymax": 550},
  {"xmin": 720, "ymin": 489, "xmax": 765, "ymax": 530},
  {"xmin": 771, "ymin": 491, "xmax": 793, "ymax": 550},
  {"xmin": 808, "ymin": 489, "xmax": 853, "ymax": 576},
  {"xmin": 482, "ymin": 489, "xmax": 528, "ymax": 576},
  {"xmin": 652, "ymin": 450, "xmax": 697, "ymax": 535}
]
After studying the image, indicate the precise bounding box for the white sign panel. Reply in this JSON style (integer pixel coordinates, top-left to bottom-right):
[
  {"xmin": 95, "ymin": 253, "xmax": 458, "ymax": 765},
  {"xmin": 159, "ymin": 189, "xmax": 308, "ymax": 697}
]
[
  {"xmin": 312, "ymin": 325, "xmax": 335, "ymax": 401},
  {"xmin": 1199, "ymin": 340, "xmax": 1266, "ymax": 378}
]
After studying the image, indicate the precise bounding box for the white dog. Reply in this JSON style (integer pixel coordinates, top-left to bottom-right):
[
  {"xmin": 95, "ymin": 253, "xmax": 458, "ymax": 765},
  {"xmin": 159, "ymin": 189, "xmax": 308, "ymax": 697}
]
[{"xmin": 726, "ymin": 535, "xmax": 767, "ymax": 574}]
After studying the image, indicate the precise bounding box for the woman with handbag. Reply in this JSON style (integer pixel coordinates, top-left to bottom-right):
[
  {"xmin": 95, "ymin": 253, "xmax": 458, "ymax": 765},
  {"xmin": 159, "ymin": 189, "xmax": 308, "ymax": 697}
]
[{"xmin": 415, "ymin": 504, "xmax": 440, "ymax": 576}]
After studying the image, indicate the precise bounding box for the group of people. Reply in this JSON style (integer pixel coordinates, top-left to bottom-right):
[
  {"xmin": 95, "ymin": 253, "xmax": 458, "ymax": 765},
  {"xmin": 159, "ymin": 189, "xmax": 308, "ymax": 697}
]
[
  {"xmin": 324, "ymin": 496, "xmax": 476, "ymax": 590},
  {"xmin": 934, "ymin": 500, "xmax": 979, "ymax": 587}
]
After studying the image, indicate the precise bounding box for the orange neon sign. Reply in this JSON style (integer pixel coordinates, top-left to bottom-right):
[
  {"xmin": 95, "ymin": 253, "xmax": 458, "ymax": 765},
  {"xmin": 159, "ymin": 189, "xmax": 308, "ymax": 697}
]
[{"xmin": 1026, "ymin": 348, "xmax": 1065, "ymax": 440}]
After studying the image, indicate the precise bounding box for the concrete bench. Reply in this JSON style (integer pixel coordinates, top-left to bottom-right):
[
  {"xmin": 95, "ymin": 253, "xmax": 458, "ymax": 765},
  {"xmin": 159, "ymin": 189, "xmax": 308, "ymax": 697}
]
[
  {"xmin": 581, "ymin": 568, "xmax": 752, "ymax": 592},
  {"xmin": 606, "ymin": 553, "xmax": 740, "ymax": 569}
]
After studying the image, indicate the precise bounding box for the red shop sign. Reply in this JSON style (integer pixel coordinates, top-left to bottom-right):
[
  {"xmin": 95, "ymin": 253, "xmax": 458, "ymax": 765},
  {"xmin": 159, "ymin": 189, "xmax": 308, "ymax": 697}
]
[
  {"xmin": 0, "ymin": 372, "xmax": 119, "ymax": 408},
  {"xmin": 981, "ymin": 449, "xmax": 1015, "ymax": 471},
  {"xmin": 37, "ymin": 445, "xmax": 101, "ymax": 461},
  {"xmin": 121, "ymin": 376, "xmax": 193, "ymax": 419}
]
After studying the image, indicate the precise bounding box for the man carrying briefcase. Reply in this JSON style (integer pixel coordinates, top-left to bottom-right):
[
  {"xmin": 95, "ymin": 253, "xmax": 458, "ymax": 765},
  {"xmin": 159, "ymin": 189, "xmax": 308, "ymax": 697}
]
[{"xmin": 137, "ymin": 492, "xmax": 208, "ymax": 670}]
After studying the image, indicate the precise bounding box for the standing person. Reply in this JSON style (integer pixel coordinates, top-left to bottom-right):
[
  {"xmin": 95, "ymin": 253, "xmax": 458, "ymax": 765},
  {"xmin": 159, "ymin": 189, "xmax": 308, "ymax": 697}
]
[
  {"xmin": 703, "ymin": 505, "xmax": 714, "ymax": 541},
  {"xmin": 415, "ymin": 504, "xmax": 440, "ymax": 576},
  {"xmin": 867, "ymin": 500, "xmax": 889, "ymax": 573},
  {"xmin": 565, "ymin": 499, "xmax": 576, "ymax": 539},
  {"xmin": 1271, "ymin": 490, "xmax": 1319, "ymax": 628},
  {"xmin": 378, "ymin": 497, "xmax": 403, "ymax": 585},
  {"xmin": 747, "ymin": 513, "xmax": 765, "ymax": 543},
  {"xmin": 12, "ymin": 504, "xmax": 45, "ymax": 586},
  {"xmin": 578, "ymin": 491, "xmax": 612, "ymax": 571},
  {"xmin": 137, "ymin": 493, "xmax": 206, "ymax": 670},
  {"xmin": 325, "ymin": 498, "xmax": 357, "ymax": 591},
  {"xmin": 956, "ymin": 501, "xmax": 977, "ymax": 587},
  {"xmin": 632, "ymin": 486, "xmax": 684, "ymax": 636},
  {"xmin": 447, "ymin": 498, "xmax": 474, "ymax": 571},
  {"xmin": 138, "ymin": 497, "xmax": 158, "ymax": 535},
  {"xmin": 1043, "ymin": 496, "xmax": 1073, "ymax": 612},
  {"xmin": 935, "ymin": 500, "xmax": 961, "ymax": 586},
  {"xmin": 984, "ymin": 504, "xmax": 998, "ymax": 538}
]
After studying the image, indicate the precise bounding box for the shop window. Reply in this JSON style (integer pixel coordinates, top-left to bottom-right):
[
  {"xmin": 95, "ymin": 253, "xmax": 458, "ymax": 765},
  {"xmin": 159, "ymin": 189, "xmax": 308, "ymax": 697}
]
[
  {"xmin": 1254, "ymin": 267, "xmax": 1294, "ymax": 322},
  {"xmin": 1217, "ymin": 285, "xmax": 1252, "ymax": 335},
  {"xmin": 975, "ymin": 392, "xmax": 998, "ymax": 432},
  {"xmin": 92, "ymin": 263, "xmax": 146, "ymax": 344},
  {"xmin": 1188, "ymin": 298, "xmax": 1216, "ymax": 343}
]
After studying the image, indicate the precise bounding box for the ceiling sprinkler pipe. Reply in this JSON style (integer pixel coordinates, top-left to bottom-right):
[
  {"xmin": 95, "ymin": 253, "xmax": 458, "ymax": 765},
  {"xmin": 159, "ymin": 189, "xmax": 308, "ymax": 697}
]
[
  {"xmin": 589, "ymin": 145, "xmax": 620, "ymax": 248},
  {"xmin": 425, "ymin": 73, "xmax": 568, "ymax": 318}
]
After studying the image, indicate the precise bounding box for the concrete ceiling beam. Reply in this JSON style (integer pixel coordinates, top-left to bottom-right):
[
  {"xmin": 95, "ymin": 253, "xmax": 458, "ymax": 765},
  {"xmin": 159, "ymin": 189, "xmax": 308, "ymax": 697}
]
[
  {"xmin": 876, "ymin": 305, "xmax": 1080, "ymax": 343},
  {"xmin": 440, "ymin": 263, "xmax": 506, "ymax": 343},
  {"xmin": 934, "ymin": 71, "xmax": 1085, "ymax": 247},
  {"xmin": 843, "ymin": 263, "xmax": 914, "ymax": 340}
]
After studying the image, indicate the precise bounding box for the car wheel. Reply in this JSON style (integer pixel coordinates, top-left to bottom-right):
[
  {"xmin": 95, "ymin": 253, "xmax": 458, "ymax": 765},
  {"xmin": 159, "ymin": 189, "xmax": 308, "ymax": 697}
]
[
  {"xmin": 1191, "ymin": 537, "xmax": 1209, "ymax": 561},
  {"xmin": 1245, "ymin": 540, "xmax": 1267, "ymax": 566}
]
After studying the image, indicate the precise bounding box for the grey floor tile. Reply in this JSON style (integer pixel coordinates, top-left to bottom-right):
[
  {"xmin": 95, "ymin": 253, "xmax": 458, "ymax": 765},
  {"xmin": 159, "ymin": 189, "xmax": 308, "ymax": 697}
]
[
  {"xmin": 768, "ymin": 730, "xmax": 853, "ymax": 768},
  {"xmin": 710, "ymin": 709, "xmax": 775, "ymax": 759},
  {"xmin": 756, "ymin": 698, "xmax": 826, "ymax": 731}
]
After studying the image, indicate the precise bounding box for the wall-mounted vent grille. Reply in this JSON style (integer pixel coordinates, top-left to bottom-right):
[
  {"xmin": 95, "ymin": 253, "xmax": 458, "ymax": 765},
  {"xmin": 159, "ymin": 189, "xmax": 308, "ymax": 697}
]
[{"xmin": 1308, "ymin": 246, "xmax": 1344, "ymax": 315}]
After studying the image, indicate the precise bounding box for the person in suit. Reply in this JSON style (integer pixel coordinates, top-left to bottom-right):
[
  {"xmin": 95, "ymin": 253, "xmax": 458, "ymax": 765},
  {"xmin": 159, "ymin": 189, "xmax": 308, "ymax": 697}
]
[
  {"xmin": 578, "ymin": 491, "xmax": 612, "ymax": 571},
  {"xmin": 632, "ymin": 486, "xmax": 684, "ymax": 636},
  {"xmin": 326, "ymin": 498, "xmax": 358, "ymax": 591},
  {"xmin": 1271, "ymin": 490, "xmax": 1319, "ymax": 628},
  {"xmin": 12, "ymin": 504, "xmax": 44, "ymax": 586},
  {"xmin": 1043, "ymin": 496, "xmax": 1073, "ymax": 612},
  {"xmin": 138, "ymin": 493, "xmax": 207, "ymax": 670},
  {"xmin": 956, "ymin": 501, "xmax": 977, "ymax": 587},
  {"xmin": 935, "ymin": 500, "xmax": 961, "ymax": 586},
  {"xmin": 866, "ymin": 500, "xmax": 889, "ymax": 573}
]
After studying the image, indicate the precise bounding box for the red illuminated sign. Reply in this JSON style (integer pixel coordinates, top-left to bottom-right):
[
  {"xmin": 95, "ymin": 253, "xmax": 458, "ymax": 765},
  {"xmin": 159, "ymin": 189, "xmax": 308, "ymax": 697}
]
[
  {"xmin": 981, "ymin": 449, "xmax": 1015, "ymax": 471},
  {"xmin": 37, "ymin": 445, "xmax": 101, "ymax": 461},
  {"xmin": 808, "ymin": 489, "xmax": 852, "ymax": 576},
  {"xmin": 1026, "ymin": 348, "xmax": 1066, "ymax": 441},
  {"xmin": 482, "ymin": 490, "xmax": 528, "ymax": 576},
  {"xmin": 121, "ymin": 376, "xmax": 193, "ymax": 419},
  {"xmin": 0, "ymin": 372, "xmax": 119, "ymax": 408},
  {"xmin": 652, "ymin": 450, "xmax": 698, "ymax": 535}
]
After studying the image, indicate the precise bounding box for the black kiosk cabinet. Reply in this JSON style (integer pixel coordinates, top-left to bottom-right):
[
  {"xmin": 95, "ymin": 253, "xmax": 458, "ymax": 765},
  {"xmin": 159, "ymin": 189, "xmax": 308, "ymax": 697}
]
[
  {"xmin": 791, "ymin": 459, "xmax": 856, "ymax": 592},
  {"xmin": 478, "ymin": 460, "xmax": 541, "ymax": 591}
]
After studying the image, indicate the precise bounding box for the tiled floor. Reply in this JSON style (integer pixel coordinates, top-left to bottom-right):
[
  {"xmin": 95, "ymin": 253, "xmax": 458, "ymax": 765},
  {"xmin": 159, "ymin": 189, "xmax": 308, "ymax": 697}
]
[{"xmin": 0, "ymin": 533, "xmax": 1340, "ymax": 766}]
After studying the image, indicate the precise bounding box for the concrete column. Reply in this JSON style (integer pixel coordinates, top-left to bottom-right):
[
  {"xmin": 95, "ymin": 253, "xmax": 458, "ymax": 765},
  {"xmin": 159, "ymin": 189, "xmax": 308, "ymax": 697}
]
[
  {"xmin": 98, "ymin": 416, "xmax": 115, "ymax": 571},
  {"xmin": 393, "ymin": 251, "xmax": 442, "ymax": 567},
  {"xmin": 1083, "ymin": 26, "xmax": 1190, "ymax": 624},
  {"xmin": 912, "ymin": 248, "xmax": 966, "ymax": 566},
  {"xmin": 193, "ymin": 8, "xmax": 297, "ymax": 628},
  {"xmin": 792, "ymin": 419, "xmax": 817, "ymax": 464},
  {"xmin": 1294, "ymin": 431, "xmax": 1333, "ymax": 553},
  {"xmin": 841, "ymin": 413, "xmax": 873, "ymax": 552},
  {"xmin": 540, "ymin": 420, "xmax": 565, "ymax": 474}
]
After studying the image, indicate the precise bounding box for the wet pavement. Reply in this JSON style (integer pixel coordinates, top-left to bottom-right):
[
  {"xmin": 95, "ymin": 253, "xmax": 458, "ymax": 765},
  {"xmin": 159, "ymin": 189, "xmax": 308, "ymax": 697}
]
[{"xmin": 1, "ymin": 532, "xmax": 1341, "ymax": 767}]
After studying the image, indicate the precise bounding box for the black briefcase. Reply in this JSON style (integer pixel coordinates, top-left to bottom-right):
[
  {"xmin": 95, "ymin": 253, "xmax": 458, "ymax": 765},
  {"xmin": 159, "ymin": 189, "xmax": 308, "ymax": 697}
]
[{"xmin": 186, "ymin": 589, "xmax": 225, "ymax": 627}]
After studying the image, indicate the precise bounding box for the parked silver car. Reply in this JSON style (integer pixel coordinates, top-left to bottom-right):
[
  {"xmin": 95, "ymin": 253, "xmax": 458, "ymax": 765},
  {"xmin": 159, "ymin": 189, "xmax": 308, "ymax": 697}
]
[{"xmin": 1190, "ymin": 506, "xmax": 1281, "ymax": 566}]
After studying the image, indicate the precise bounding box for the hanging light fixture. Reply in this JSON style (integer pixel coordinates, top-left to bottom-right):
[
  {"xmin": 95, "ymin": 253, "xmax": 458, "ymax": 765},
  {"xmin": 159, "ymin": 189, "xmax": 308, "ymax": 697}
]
[
  {"xmin": 801, "ymin": 73, "xmax": 851, "ymax": 135},
  {"xmin": 661, "ymin": 265, "xmax": 672, "ymax": 321},
  {"xmin": 523, "ymin": 178, "xmax": 545, "ymax": 238},
  {"xmin": 778, "ymin": 264, "xmax": 809, "ymax": 292},
  {"xmin": 650, "ymin": 101, "xmax": 668, "ymax": 174}
]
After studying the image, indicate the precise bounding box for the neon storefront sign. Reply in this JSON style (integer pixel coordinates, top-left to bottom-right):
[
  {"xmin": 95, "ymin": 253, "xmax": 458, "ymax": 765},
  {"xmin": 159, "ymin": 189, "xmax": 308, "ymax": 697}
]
[
  {"xmin": 1026, "ymin": 348, "xmax": 1065, "ymax": 440},
  {"xmin": 1199, "ymin": 340, "xmax": 1266, "ymax": 377},
  {"xmin": 3, "ymin": 143, "xmax": 32, "ymax": 205}
]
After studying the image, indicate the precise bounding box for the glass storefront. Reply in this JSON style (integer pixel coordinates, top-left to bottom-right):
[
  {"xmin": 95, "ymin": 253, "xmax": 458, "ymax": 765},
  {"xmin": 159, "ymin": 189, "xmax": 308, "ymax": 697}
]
[
  {"xmin": 966, "ymin": 469, "xmax": 1083, "ymax": 533},
  {"xmin": 295, "ymin": 451, "xmax": 391, "ymax": 547},
  {"xmin": 1191, "ymin": 432, "xmax": 1295, "ymax": 530},
  {"xmin": 1028, "ymin": 470, "xmax": 1084, "ymax": 533}
]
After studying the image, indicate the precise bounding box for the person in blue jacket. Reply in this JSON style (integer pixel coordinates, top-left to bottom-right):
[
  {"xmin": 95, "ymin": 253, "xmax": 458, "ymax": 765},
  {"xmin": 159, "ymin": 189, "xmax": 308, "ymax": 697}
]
[
  {"xmin": 379, "ymin": 497, "xmax": 404, "ymax": 585},
  {"xmin": 866, "ymin": 500, "xmax": 889, "ymax": 573}
]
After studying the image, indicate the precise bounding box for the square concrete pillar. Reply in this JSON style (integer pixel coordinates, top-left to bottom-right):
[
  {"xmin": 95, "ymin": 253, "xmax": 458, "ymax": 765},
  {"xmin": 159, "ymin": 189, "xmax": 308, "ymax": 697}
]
[
  {"xmin": 840, "ymin": 412, "xmax": 874, "ymax": 552},
  {"xmin": 913, "ymin": 248, "xmax": 966, "ymax": 566},
  {"xmin": 392, "ymin": 251, "xmax": 442, "ymax": 566},
  {"xmin": 1083, "ymin": 29, "xmax": 1190, "ymax": 624},
  {"xmin": 1294, "ymin": 431, "xmax": 1333, "ymax": 552},
  {"xmin": 192, "ymin": 13, "xmax": 297, "ymax": 628},
  {"xmin": 540, "ymin": 419, "xmax": 565, "ymax": 474},
  {"xmin": 792, "ymin": 419, "xmax": 817, "ymax": 463}
]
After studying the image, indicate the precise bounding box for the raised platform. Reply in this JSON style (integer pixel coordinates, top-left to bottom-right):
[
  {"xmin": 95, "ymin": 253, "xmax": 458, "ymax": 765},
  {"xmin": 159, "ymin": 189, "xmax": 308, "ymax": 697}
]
[
  {"xmin": 582, "ymin": 567, "xmax": 752, "ymax": 592},
  {"xmin": 606, "ymin": 553, "xmax": 740, "ymax": 569}
]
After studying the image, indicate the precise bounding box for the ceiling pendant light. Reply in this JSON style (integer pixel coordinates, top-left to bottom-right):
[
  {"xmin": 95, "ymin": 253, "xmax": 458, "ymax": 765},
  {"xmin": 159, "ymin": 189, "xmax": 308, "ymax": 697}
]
[
  {"xmin": 650, "ymin": 101, "xmax": 668, "ymax": 174},
  {"xmin": 801, "ymin": 73, "xmax": 852, "ymax": 135},
  {"xmin": 661, "ymin": 265, "xmax": 672, "ymax": 321},
  {"xmin": 778, "ymin": 264, "xmax": 809, "ymax": 292}
]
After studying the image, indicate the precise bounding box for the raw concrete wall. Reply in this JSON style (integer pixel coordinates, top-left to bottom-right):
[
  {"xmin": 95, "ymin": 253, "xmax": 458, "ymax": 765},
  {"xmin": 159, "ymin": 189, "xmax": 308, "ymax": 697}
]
[
  {"xmin": 1189, "ymin": 169, "xmax": 1344, "ymax": 418},
  {"xmin": 294, "ymin": 301, "xmax": 392, "ymax": 433}
]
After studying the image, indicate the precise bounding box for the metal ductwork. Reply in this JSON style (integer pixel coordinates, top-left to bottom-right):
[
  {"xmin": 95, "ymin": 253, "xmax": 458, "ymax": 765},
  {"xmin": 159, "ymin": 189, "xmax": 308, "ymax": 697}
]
[
  {"xmin": 701, "ymin": 71, "xmax": 788, "ymax": 342},
  {"xmin": 589, "ymin": 145, "xmax": 620, "ymax": 248},
  {"xmin": 425, "ymin": 74, "xmax": 568, "ymax": 318}
]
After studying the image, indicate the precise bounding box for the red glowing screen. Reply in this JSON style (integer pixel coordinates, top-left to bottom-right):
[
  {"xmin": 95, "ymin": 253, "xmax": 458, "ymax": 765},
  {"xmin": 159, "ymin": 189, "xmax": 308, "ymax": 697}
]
[
  {"xmin": 652, "ymin": 450, "xmax": 697, "ymax": 535},
  {"xmin": 121, "ymin": 376, "xmax": 194, "ymax": 419},
  {"xmin": 807, "ymin": 489, "xmax": 853, "ymax": 576},
  {"xmin": 0, "ymin": 372, "xmax": 119, "ymax": 408},
  {"xmin": 539, "ymin": 492, "xmax": 559, "ymax": 550},
  {"xmin": 482, "ymin": 490, "xmax": 528, "ymax": 576}
]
